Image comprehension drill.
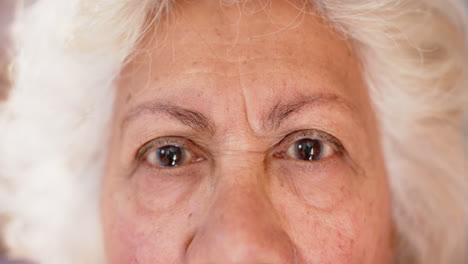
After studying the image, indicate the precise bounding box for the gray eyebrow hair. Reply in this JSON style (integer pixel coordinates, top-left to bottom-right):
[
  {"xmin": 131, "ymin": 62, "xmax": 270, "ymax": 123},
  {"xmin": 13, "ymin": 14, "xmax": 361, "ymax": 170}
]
[
  {"xmin": 122, "ymin": 103, "xmax": 216, "ymax": 134},
  {"xmin": 263, "ymin": 94, "xmax": 354, "ymax": 131},
  {"xmin": 122, "ymin": 94, "xmax": 354, "ymax": 134}
]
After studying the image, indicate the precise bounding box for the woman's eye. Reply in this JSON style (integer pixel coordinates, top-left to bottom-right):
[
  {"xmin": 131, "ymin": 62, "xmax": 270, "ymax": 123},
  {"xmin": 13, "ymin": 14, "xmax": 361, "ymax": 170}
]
[
  {"xmin": 286, "ymin": 138, "xmax": 335, "ymax": 161},
  {"xmin": 145, "ymin": 145, "xmax": 192, "ymax": 168}
]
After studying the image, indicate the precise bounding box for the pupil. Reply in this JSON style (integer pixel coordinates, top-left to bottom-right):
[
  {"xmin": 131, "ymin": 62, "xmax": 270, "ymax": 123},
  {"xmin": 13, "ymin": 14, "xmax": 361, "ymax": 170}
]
[
  {"xmin": 157, "ymin": 145, "xmax": 185, "ymax": 167},
  {"xmin": 295, "ymin": 139, "xmax": 323, "ymax": 161}
]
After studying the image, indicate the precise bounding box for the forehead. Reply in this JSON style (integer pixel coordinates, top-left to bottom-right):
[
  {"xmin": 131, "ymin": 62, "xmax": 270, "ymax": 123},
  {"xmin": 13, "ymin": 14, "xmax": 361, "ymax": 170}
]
[{"xmin": 117, "ymin": 0, "xmax": 370, "ymax": 130}]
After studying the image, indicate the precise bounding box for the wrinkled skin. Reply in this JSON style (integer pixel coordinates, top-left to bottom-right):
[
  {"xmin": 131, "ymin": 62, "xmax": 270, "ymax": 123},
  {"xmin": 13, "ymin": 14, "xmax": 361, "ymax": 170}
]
[{"xmin": 102, "ymin": 0, "xmax": 394, "ymax": 263}]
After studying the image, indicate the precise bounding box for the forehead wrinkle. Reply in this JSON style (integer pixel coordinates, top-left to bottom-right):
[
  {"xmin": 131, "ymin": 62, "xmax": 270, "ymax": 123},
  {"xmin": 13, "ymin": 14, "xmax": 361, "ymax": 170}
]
[{"xmin": 121, "ymin": 102, "xmax": 215, "ymax": 135}]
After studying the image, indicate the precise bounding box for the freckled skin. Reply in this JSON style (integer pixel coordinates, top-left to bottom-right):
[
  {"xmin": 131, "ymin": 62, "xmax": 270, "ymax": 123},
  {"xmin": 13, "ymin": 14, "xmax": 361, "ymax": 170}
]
[{"xmin": 102, "ymin": 0, "xmax": 394, "ymax": 263}]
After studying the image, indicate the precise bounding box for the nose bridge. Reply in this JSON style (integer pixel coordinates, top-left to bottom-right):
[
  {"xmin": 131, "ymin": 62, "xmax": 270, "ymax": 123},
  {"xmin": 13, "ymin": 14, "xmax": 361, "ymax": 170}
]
[
  {"xmin": 217, "ymin": 148, "xmax": 267, "ymax": 186},
  {"xmin": 185, "ymin": 166, "xmax": 297, "ymax": 264},
  {"xmin": 211, "ymin": 181, "xmax": 276, "ymax": 232}
]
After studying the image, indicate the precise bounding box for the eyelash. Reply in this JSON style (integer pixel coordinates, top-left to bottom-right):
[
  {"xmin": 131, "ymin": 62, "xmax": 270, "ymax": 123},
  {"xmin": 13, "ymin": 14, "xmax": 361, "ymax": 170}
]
[
  {"xmin": 136, "ymin": 129, "xmax": 345, "ymax": 168},
  {"xmin": 136, "ymin": 137, "xmax": 202, "ymax": 161},
  {"xmin": 273, "ymin": 130, "xmax": 344, "ymax": 159}
]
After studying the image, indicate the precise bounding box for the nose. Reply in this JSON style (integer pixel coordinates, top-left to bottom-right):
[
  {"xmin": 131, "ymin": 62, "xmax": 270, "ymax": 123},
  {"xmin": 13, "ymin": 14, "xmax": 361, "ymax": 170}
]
[{"xmin": 185, "ymin": 180, "xmax": 297, "ymax": 264}]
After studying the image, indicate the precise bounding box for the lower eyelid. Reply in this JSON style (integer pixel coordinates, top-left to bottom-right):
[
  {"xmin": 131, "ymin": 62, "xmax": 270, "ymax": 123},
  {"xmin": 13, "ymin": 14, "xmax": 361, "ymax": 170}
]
[{"xmin": 271, "ymin": 154, "xmax": 341, "ymax": 173}]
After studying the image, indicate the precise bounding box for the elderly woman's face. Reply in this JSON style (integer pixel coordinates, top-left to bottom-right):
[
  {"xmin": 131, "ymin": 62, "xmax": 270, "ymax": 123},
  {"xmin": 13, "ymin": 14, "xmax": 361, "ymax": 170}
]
[{"xmin": 102, "ymin": 0, "xmax": 394, "ymax": 263}]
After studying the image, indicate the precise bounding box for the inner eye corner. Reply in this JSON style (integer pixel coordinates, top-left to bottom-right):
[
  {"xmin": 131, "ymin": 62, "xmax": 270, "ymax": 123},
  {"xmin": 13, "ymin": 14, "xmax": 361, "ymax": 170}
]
[{"xmin": 271, "ymin": 150, "xmax": 287, "ymax": 159}]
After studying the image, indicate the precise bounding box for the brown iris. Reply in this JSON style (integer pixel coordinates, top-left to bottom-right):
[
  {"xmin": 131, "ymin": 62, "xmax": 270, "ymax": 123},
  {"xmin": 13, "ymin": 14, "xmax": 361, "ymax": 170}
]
[
  {"xmin": 156, "ymin": 145, "xmax": 185, "ymax": 167},
  {"xmin": 294, "ymin": 139, "xmax": 323, "ymax": 161}
]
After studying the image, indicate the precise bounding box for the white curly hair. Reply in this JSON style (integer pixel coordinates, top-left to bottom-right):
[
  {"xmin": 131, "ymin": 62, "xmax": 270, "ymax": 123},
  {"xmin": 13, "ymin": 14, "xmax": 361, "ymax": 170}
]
[{"xmin": 0, "ymin": 0, "xmax": 466, "ymax": 263}]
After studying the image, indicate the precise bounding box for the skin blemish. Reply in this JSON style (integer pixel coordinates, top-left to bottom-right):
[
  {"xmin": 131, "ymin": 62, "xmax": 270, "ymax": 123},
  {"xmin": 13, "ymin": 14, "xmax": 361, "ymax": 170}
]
[{"xmin": 126, "ymin": 93, "xmax": 133, "ymax": 103}]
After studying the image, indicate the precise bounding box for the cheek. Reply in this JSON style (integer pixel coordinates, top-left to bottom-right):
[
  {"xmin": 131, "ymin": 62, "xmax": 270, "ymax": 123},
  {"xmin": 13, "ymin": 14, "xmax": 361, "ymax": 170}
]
[
  {"xmin": 270, "ymin": 168, "xmax": 393, "ymax": 263},
  {"xmin": 290, "ymin": 208, "xmax": 364, "ymax": 263},
  {"xmin": 101, "ymin": 178, "xmax": 178, "ymax": 264},
  {"xmin": 101, "ymin": 169, "xmax": 206, "ymax": 264},
  {"xmin": 102, "ymin": 212, "xmax": 142, "ymax": 264},
  {"xmin": 101, "ymin": 176, "xmax": 146, "ymax": 264},
  {"xmin": 285, "ymin": 204, "xmax": 391, "ymax": 263},
  {"xmin": 102, "ymin": 194, "xmax": 184, "ymax": 264}
]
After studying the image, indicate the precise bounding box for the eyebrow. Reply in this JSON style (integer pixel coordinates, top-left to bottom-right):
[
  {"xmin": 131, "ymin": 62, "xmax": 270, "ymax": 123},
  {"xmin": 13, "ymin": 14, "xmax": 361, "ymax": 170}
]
[
  {"xmin": 122, "ymin": 103, "xmax": 216, "ymax": 134},
  {"xmin": 263, "ymin": 94, "xmax": 352, "ymax": 130},
  {"xmin": 122, "ymin": 94, "xmax": 354, "ymax": 134}
]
